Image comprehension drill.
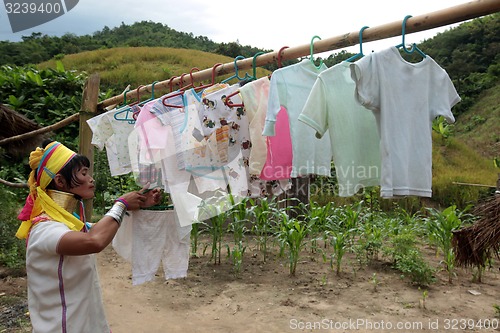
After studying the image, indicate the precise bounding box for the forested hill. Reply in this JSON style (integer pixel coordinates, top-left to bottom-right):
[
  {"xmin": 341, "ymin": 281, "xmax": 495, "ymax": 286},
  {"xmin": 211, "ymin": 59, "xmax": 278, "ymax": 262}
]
[{"xmin": 0, "ymin": 21, "xmax": 268, "ymax": 66}]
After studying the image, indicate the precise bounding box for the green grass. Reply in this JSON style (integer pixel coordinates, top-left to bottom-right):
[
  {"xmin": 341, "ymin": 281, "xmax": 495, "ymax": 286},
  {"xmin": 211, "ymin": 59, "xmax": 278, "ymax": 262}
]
[
  {"xmin": 453, "ymin": 83, "xmax": 500, "ymax": 159},
  {"xmin": 37, "ymin": 47, "xmax": 270, "ymax": 94}
]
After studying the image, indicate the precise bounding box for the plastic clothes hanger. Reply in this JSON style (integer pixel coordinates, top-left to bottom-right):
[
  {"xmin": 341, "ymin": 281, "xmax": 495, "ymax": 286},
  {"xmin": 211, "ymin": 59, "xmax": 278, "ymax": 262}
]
[
  {"xmin": 139, "ymin": 81, "xmax": 159, "ymax": 106},
  {"xmin": 346, "ymin": 26, "xmax": 369, "ymax": 62},
  {"xmin": 195, "ymin": 63, "xmax": 223, "ymax": 91},
  {"xmin": 180, "ymin": 67, "xmax": 204, "ymax": 91},
  {"xmin": 249, "ymin": 51, "xmax": 264, "ymax": 81},
  {"xmin": 310, "ymin": 35, "xmax": 324, "ymax": 69},
  {"xmin": 162, "ymin": 76, "xmax": 184, "ymax": 108},
  {"xmin": 114, "ymin": 88, "xmax": 139, "ymax": 124},
  {"xmin": 277, "ymin": 46, "xmax": 289, "ymax": 68},
  {"xmin": 224, "ymin": 52, "xmax": 264, "ymax": 108},
  {"xmin": 395, "ymin": 15, "xmax": 426, "ymax": 58},
  {"xmin": 221, "ymin": 56, "xmax": 248, "ymax": 83}
]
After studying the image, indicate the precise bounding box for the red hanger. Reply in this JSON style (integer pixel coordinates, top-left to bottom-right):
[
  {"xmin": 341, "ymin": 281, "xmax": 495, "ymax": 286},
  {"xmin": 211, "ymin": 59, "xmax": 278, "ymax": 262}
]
[
  {"xmin": 277, "ymin": 46, "xmax": 289, "ymax": 68},
  {"xmin": 180, "ymin": 67, "xmax": 201, "ymax": 91},
  {"xmin": 224, "ymin": 89, "xmax": 244, "ymax": 108},
  {"xmin": 162, "ymin": 76, "xmax": 183, "ymax": 108},
  {"xmin": 195, "ymin": 63, "xmax": 223, "ymax": 91}
]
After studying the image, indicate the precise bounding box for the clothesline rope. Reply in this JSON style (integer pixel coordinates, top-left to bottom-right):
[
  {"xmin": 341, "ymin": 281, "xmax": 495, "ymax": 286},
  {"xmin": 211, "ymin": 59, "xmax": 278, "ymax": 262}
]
[{"xmin": 97, "ymin": 0, "xmax": 500, "ymax": 110}]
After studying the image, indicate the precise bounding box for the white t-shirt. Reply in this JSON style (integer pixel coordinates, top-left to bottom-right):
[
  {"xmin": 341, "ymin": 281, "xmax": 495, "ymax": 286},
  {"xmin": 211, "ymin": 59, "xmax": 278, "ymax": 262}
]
[
  {"xmin": 298, "ymin": 61, "xmax": 381, "ymax": 197},
  {"xmin": 27, "ymin": 222, "xmax": 109, "ymax": 333},
  {"xmin": 350, "ymin": 47, "xmax": 460, "ymax": 198},
  {"xmin": 263, "ymin": 59, "xmax": 332, "ymax": 177}
]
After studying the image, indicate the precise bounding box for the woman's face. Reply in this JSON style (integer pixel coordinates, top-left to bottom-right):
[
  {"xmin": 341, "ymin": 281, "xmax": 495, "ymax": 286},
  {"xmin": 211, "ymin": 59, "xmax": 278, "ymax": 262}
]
[
  {"xmin": 56, "ymin": 166, "xmax": 95, "ymax": 199},
  {"xmin": 70, "ymin": 166, "xmax": 95, "ymax": 199}
]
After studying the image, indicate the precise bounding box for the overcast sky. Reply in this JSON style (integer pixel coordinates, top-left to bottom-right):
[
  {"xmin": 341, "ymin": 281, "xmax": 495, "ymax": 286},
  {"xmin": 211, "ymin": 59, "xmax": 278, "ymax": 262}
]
[{"xmin": 0, "ymin": 0, "xmax": 474, "ymax": 56}]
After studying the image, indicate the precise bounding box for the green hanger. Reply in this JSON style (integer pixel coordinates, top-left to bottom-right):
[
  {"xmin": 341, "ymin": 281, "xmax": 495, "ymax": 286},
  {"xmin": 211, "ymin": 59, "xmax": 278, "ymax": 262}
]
[
  {"xmin": 310, "ymin": 35, "xmax": 324, "ymax": 69},
  {"xmin": 346, "ymin": 26, "xmax": 369, "ymax": 62},
  {"xmin": 222, "ymin": 55, "xmax": 247, "ymax": 83},
  {"xmin": 251, "ymin": 51, "xmax": 265, "ymax": 80},
  {"xmin": 395, "ymin": 15, "xmax": 426, "ymax": 58}
]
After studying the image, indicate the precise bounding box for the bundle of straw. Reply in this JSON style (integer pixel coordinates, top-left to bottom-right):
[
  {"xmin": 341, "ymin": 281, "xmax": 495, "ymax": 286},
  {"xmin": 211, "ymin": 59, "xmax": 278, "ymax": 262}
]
[{"xmin": 452, "ymin": 195, "xmax": 500, "ymax": 268}]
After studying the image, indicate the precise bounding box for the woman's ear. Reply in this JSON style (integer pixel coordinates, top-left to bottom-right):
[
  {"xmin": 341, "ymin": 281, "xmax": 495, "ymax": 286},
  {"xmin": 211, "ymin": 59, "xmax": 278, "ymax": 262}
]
[{"xmin": 53, "ymin": 174, "xmax": 68, "ymax": 190}]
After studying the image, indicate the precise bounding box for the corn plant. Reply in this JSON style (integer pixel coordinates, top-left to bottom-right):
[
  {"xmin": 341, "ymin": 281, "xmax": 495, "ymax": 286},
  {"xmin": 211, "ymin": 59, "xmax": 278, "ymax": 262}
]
[
  {"xmin": 308, "ymin": 200, "xmax": 334, "ymax": 253},
  {"xmin": 340, "ymin": 201, "xmax": 364, "ymax": 246},
  {"xmin": 275, "ymin": 211, "xmax": 312, "ymax": 276},
  {"xmin": 198, "ymin": 200, "xmax": 228, "ymax": 265},
  {"xmin": 226, "ymin": 241, "xmax": 246, "ymax": 274},
  {"xmin": 330, "ymin": 230, "xmax": 348, "ymax": 276},
  {"xmin": 227, "ymin": 195, "xmax": 249, "ymax": 273},
  {"xmin": 424, "ymin": 205, "xmax": 464, "ymax": 283},
  {"xmin": 356, "ymin": 221, "xmax": 383, "ymax": 262},
  {"xmin": 248, "ymin": 197, "xmax": 279, "ymax": 262},
  {"xmin": 190, "ymin": 221, "xmax": 203, "ymax": 257}
]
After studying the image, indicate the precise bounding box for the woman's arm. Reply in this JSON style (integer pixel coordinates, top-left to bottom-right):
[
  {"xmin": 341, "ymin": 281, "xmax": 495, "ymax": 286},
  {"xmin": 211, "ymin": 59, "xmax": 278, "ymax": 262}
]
[{"xmin": 57, "ymin": 188, "xmax": 162, "ymax": 256}]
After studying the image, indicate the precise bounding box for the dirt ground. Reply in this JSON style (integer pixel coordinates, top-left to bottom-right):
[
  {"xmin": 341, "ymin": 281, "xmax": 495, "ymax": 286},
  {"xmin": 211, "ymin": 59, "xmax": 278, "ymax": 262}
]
[{"xmin": 1, "ymin": 234, "xmax": 499, "ymax": 333}]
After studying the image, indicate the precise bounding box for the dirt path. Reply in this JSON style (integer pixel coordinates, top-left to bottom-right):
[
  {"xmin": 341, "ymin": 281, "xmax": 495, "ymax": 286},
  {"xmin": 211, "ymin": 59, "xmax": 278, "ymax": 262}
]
[{"xmin": 96, "ymin": 235, "xmax": 500, "ymax": 333}]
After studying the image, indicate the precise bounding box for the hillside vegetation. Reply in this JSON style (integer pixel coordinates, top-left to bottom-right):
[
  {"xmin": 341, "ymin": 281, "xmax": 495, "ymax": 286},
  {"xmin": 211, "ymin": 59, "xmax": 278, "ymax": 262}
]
[{"xmin": 37, "ymin": 47, "xmax": 271, "ymax": 93}]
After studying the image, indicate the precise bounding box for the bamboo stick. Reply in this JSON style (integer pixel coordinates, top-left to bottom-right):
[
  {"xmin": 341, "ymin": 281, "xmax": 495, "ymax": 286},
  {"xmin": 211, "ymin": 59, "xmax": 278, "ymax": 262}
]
[
  {"xmin": 452, "ymin": 182, "xmax": 496, "ymax": 188},
  {"xmin": 97, "ymin": 0, "xmax": 500, "ymax": 110},
  {"xmin": 0, "ymin": 113, "xmax": 79, "ymax": 146}
]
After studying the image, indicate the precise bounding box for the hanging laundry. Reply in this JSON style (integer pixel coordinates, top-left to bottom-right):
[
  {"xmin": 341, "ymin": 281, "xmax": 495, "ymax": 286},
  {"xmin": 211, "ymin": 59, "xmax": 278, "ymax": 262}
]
[
  {"xmin": 239, "ymin": 76, "xmax": 292, "ymax": 196},
  {"xmin": 130, "ymin": 98, "xmax": 165, "ymax": 188},
  {"xmin": 263, "ymin": 59, "xmax": 332, "ymax": 178},
  {"xmin": 140, "ymin": 91, "xmax": 227, "ymax": 226},
  {"xmin": 193, "ymin": 84, "xmax": 251, "ymax": 198},
  {"xmin": 87, "ymin": 104, "xmax": 138, "ymax": 176},
  {"xmin": 298, "ymin": 61, "xmax": 381, "ymax": 197},
  {"xmin": 239, "ymin": 76, "xmax": 270, "ymax": 176},
  {"xmin": 260, "ymin": 106, "xmax": 293, "ymax": 181},
  {"xmin": 349, "ymin": 47, "xmax": 460, "ymax": 198},
  {"xmin": 112, "ymin": 209, "xmax": 191, "ymax": 285}
]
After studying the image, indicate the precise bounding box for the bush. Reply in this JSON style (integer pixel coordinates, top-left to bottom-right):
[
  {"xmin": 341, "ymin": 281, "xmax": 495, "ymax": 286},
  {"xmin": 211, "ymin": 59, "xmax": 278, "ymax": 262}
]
[
  {"xmin": 0, "ymin": 187, "xmax": 26, "ymax": 268},
  {"xmin": 384, "ymin": 233, "xmax": 436, "ymax": 287}
]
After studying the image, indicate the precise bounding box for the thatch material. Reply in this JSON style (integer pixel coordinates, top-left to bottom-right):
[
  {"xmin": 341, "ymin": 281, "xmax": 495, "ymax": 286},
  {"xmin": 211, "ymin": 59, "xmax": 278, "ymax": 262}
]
[
  {"xmin": 0, "ymin": 104, "xmax": 47, "ymax": 157},
  {"xmin": 452, "ymin": 195, "xmax": 500, "ymax": 268}
]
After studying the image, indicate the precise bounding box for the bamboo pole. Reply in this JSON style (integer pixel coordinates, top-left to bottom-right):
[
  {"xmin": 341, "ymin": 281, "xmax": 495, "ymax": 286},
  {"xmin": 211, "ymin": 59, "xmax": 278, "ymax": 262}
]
[
  {"xmin": 0, "ymin": 113, "xmax": 79, "ymax": 146},
  {"xmin": 97, "ymin": 0, "xmax": 500, "ymax": 110}
]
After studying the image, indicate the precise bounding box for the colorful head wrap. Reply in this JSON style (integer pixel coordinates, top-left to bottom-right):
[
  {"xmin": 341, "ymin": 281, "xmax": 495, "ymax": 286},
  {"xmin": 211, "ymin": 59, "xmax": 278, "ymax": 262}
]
[{"xmin": 16, "ymin": 141, "xmax": 85, "ymax": 239}]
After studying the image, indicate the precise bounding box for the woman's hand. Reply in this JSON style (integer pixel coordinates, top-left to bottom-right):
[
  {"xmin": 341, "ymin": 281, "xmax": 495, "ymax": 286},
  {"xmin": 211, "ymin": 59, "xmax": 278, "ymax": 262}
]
[
  {"xmin": 117, "ymin": 185, "xmax": 162, "ymax": 210},
  {"xmin": 140, "ymin": 187, "xmax": 162, "ymax": 208}
]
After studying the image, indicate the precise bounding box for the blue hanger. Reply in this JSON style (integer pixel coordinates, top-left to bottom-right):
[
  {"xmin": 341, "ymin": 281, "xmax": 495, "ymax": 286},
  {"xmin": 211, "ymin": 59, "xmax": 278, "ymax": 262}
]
[
  {"xmin": 250, "ymin": 51, "xmax": 265, "ymax": 80},
  {"xmin": 310, "ymin": 35, "xmax": 324, "ymax": 69},
  {"xmin": 222, "ymin": 56, "xmax": 248, "ymax": 83},
  {"xmin": 114, "ymin": 86, "xmax": 141, "ymax": 124},
  {"xmin": 139, "ymin": 81, "xmax": 159, "ymax": 106},
  {"xmin": 395, "ymin": 15, "xmax": 426, "ymax": 58},
  {"xmin": 346, "ymin": 26, "xmax": 369, "ymax": 62}
]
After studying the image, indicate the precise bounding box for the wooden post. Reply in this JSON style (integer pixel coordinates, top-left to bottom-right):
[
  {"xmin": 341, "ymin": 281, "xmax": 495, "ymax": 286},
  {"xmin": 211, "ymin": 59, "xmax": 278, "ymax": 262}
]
[
  {"xmin": 287, "ymin": 177, "xmax": 310, "ymax": 218},
  {"xmin": 79, "ymin": 73, "xmax": 100, "ymax": 221}
]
